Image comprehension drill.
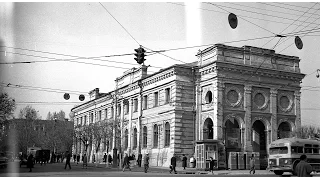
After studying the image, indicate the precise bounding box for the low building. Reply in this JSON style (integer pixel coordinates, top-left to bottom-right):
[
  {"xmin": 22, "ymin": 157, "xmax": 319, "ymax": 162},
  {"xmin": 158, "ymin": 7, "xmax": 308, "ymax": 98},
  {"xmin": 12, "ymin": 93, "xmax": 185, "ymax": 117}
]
[{"xmin": 71, "ymin": 44, "xmax": 304, "ymax": 169}]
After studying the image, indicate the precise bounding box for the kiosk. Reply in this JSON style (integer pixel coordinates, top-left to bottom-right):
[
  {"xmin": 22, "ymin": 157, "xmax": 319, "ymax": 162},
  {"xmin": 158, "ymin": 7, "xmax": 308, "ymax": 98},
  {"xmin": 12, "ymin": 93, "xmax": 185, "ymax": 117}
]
[{"xmin": 195, "ymin": 140, "xmax": 226, "ymax": 170}]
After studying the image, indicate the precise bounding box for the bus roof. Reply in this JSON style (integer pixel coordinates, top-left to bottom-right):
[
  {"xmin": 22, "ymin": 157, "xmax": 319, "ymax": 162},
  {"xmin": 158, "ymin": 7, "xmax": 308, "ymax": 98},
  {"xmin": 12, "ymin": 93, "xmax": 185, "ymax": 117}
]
[{"xmin": 270, "ymin": 137, "xmax": 320, "ymax": 146}]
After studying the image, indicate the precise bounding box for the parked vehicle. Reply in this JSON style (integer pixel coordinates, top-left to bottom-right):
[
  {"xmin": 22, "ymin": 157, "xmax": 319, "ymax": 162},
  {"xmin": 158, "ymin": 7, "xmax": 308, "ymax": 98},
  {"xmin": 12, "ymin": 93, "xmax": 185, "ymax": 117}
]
[{"xmin": 35, "ymin": 149, "xmax": 50, "ymax": 164}]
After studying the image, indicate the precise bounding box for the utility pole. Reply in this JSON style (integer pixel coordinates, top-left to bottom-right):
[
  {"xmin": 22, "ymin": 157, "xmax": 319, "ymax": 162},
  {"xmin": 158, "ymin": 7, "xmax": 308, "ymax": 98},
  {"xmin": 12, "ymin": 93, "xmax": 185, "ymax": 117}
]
[{"xmin": 112, "ymin": 81, "xmax": 118, "ymax": 168}]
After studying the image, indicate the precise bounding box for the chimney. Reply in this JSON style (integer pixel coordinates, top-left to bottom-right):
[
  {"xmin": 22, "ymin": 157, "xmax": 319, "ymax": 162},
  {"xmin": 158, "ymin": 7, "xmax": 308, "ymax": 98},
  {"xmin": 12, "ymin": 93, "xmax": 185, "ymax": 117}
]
[{"xmin": 89, "ymin": 88, "xmax": 100, "ymax": 100}]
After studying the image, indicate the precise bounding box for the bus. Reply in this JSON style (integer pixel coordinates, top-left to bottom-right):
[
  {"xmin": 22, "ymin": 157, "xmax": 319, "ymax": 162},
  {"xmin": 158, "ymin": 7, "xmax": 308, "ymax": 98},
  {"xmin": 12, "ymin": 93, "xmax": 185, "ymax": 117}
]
[{"xmin": 268, "ymin": 137, "xmax": 320, "ymax": 176}]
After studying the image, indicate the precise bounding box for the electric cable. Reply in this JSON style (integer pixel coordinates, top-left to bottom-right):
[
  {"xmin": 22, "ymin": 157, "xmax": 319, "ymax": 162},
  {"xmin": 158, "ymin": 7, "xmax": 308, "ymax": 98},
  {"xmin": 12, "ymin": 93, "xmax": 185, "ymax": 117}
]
[
  {"xmin": 257, "ymin": 2, "xmax": 320, "ymax": 16},
  {"xmin": 274, "ymin": 2, "xmax": 320, "ymax": 11}
]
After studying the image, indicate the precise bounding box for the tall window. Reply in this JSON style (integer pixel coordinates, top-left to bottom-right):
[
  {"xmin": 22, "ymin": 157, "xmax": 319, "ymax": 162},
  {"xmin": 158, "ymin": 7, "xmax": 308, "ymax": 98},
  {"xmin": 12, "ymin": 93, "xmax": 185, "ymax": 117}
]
[
  {"xmin": 111, "ymin": 107, "xmax": 114, "ymax": 118},
  {"xmin": 90, "ymin": 113, "xmax": 94, "ymax": 123},
  {"xmin": 143, "ymin": 95, "xmax": 148, "ymax": 110},
  {"xmin": 84, "ymin": 115, "xmax": 87, "ymax": 125},
  {"xmin": 99, "ymin": 110, "xmax": 102, "ymax": 121},
  {"xmin": 134, "ymin": 98, "xmax": 138, "ymax": 112},
  {"xmin": 117, "ymin": 104, "xmax": 121, "ymax": 116},
  {"xmin": 153, "ymin": 124, "xmax": 158, "ymax": 148},
  {"xmin": 165, "ymin": 88, "xmax": 171, "ymax": 104},
  {"xmin": 133, "ymin": 128, "xmax": 137, "ymax": 149},
  {"xmin": 143, "ymin": 126, "xmax": 147, "ymax": 148},
  {"xmin": 80, "ymin": 117, "xmax": 83, "ymax": 125},
  {"xmin": 105, "ymin": 108, "xmax": 108, "ymax": 119},
  {"xmin": 125, "ymin": 129, "xmax": 128, "ymax": 149},
  {"xmin": 154, "ymin": 92, "xmax": 159, "ymax": 107},
  {"xmin": 125, "ymin": 103, "xmax": 129, "ymax": 114},
  {"xmin": 165, "ymin": 122, "xmax": 170, "ymax": 147},
  {"xmin": 76, "ymin": 118, "xmax": 79, "ymax": 125}
]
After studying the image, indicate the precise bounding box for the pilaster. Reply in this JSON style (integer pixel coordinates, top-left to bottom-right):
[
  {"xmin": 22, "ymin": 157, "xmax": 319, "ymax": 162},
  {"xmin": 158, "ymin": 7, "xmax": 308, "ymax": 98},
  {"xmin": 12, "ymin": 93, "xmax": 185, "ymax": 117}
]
[
  {"xmin": 244, "ymin": 84, "xmax": 253, "ymax": 152},
  {"xmin": 217, "ymin": 81, "xmax": 225, "ymax": 141},
  {"xmin": 294, "ymin": 91, "xmax": 301, "ymax": 136},
  {"xmin": 270, "ymin": 88, "xmax": 278, "ymax": 141},
  {"xmin": 128, "ymin": 99, "xmax": 133, "ymax": 152}
]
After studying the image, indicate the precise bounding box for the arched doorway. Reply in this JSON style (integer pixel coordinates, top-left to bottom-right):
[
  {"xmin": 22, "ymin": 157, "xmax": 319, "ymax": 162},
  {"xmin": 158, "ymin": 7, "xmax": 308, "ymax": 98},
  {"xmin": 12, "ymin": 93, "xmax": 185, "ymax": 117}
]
[
  {"xmin": 203, "ymin": 118, "xmax": 213, "ymax": 139},
  {"xmin": 278, "ymin": 122, "xmax": 291, "ymax": 139},
  {"xmin": 252, "ymin": 120, "xmax": 267, "ymax": 169},
  {"xmin": 225, "ymin": 118, "xmax": 241, "ymax": 151}
]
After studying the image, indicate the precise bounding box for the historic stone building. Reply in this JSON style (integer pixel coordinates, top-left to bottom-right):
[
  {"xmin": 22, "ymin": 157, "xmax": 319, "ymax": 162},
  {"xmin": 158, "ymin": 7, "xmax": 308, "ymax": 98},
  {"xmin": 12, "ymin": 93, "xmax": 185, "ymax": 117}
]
[{"xmin": 71, "ymin": 44, "xmax": 304, "ymax": 169}]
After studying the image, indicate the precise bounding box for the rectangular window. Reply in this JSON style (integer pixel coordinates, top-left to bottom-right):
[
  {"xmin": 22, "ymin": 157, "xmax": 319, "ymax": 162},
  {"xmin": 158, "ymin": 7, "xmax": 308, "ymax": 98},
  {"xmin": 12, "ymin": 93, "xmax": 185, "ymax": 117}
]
[
  {"xmin": 99, "ymin": 110, "xmax": 102, "ymax": 121},
  {"xmin": 105, "ymin": 108, "xmax": 108, "ymax": 119},
  {"xmin": 90, "ymin": 113, "xmax": 94, "ymax": 123},
  {"xmin": 304, "ymin": 144, "xmax": 313, "ymax": 154},
  {"xmin": 125, "ymin": 103, "xmax": 129, "ymax": 114},
  {"xmin": 143, "ymin": 126, "xmax": 147, "ymax": 148},
  {"xmin": 165, "ymin": 88, "xmax": 170, "ymax": 104},
  {"xmin": 154, "ymin": 92, "xmax": 159, "ymax": 107},
  {"xmin": 143, "ymin": 95, "xmax": 148, "ymax": 110},
  {"xmin": 291, "ymin": 146, "xmax": 303, "ymax": 154},
  {"xmin": 269, "ymin": 147, "xmax": 288, "ymax": 154},
  {"xmin": 84, "ymin": 115, "xmax": 87, "ymax": 125},
  {"xmin": 134, "ymin": 98, "xmax": 138, "ymax": 112},
  {"xmin": 313, "ymin": 145, "xmax": 319, "ymax": 154},
  {"xmin": 117, "ymin": 104, "xmax": 121, "ymax": 116},
  {"xmin": 80, "ymin": 117, "xmax": 83, "ymax": 125}
]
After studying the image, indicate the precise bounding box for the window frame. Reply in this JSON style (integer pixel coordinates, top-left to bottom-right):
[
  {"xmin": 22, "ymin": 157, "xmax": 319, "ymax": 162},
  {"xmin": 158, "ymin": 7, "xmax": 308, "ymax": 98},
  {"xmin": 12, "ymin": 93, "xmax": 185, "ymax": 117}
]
[
  {"xmin": 165, "ymin": 122, "xmax": 170, "ymax": 147},
  {"xmin": 143, "ymin": 126, "xmax": 147, "ymax": 148},
  {"xmin": 165, "ymin": 88, "xmax": 170, "ymax": 104},
  {"xmin": 153, "ymin": 124, "xmax": 158, "ymax": 148},
  {"xmin": 154, "ymin": 91, "xmax": 159, "ymax": 107}
]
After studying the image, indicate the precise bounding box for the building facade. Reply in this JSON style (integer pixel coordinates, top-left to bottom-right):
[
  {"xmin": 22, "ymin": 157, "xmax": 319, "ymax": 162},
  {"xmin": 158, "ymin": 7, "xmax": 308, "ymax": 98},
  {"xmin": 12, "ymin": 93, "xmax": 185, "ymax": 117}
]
[{"xmin": 71, "ymin": 44, "xmax": 304, "ymax": 168}]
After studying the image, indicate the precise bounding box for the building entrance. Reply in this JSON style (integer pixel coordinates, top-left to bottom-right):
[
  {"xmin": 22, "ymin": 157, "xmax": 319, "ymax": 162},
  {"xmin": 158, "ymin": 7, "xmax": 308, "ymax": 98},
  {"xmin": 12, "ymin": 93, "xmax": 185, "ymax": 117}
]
[{"xmin": 252, "ymin": 120, "xmax": 267, "ymax": 169}]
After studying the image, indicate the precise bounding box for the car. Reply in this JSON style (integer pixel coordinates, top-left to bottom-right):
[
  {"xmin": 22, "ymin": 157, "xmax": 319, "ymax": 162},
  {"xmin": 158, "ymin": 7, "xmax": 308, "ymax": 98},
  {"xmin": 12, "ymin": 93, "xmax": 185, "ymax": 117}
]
[{"xmin": 0, "ymin": 152, "xmax": 8, "ymax": 168}]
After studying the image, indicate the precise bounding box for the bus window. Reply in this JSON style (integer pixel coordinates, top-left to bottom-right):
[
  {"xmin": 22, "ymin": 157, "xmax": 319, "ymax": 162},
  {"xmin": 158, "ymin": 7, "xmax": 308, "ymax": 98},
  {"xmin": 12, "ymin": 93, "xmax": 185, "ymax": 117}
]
[
  {"xmin": 270, "ymin": 147, "xmax": 288, "ymax": 154},
  {"xmin": 291, "ymin": 146, "xmax": 304, "ymax": 154},
  {"xmin": 304, "ymin": 144, "xmax": 313, "ymax": 154},
  {"xmin": 313, "ymin": 145, "xmax": 319, "ymax": 154}
]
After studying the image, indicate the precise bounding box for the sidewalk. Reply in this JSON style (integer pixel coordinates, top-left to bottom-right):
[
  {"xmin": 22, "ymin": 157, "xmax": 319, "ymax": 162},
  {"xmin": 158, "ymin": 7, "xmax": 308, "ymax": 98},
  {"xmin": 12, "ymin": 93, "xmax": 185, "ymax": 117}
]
[{"xmin": 82, "ymin": 162, "xmax": 273, "ymax": 175}]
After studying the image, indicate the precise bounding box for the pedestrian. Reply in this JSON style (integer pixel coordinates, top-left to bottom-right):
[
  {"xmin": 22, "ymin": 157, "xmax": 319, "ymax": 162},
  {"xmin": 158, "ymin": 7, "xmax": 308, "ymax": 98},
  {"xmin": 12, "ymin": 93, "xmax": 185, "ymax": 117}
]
[
  {"xmin": 77, "ymin": 154, "xmax": 80, "ymax": 164},
  {"xmin": 249, "ymin": 154, "xmax": 255, "ymax": 174},
  {"xmin": 92, "ymin": 154, "xmax": 96, "ymax": 164},
  {"xmin": 209, "ymin": 157, "xmax": 214, "ymax": 174},
  {"xmin": 103, "ymin": 153, "xmax": 107, "ymax": 164},
  {"xmin": 108, "ymin": 154, "xmax": 112, "ymax": 165},
  {"xmin": 144, "ymin": 153, "xmax": 149, "ymax": 173},
  {"xmin": 182, "ymin": 154, "xmax": 187, "ymax": 170},
  {"xmin": 83, "ymin": 153, "xmax": 88, "ymax": 169},
  {"xmin": 122, "ymin": 153, "xmax": 131, "ymax": 172},
  {"xmin": 169, "ymin": 154, "xmax": 177, "ymax": 174},
  {"xmin": 295, "ymin": 154, "xmax": 312, "ymax": 177},
  {"xmin": 73, "ymin": 154, "xmax": 76, "ymax": 163},
  {"xmin": 64, "ymin": 151, "xmax": 71, "ymax": 169},
  {"xmin": 27, "ymin": 153, "xmax": 34, "ymax": 172},
  {"xmin": 137, "ymin": 153, "xmax": 142, "ymax": 167}
]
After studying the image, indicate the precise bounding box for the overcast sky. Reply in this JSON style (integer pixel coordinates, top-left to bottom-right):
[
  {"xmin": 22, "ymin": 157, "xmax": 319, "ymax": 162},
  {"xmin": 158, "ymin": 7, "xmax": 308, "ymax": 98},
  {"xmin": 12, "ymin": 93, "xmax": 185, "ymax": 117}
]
[{"xmin": 0, "ymin": 2, "xmax": 319, "ymax": 127}]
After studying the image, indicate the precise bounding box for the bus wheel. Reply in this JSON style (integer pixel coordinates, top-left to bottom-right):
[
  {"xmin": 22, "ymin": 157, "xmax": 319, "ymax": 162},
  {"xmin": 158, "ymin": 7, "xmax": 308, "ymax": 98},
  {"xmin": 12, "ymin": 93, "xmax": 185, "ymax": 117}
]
[{"xmin": 274, "ymin": 170, "xmax": 283, "ymax": 175}]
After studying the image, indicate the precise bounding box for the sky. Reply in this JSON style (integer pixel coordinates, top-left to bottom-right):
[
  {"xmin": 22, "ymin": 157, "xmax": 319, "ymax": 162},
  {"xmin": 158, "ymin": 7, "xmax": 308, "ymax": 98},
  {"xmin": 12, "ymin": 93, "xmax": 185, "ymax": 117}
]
[{"xmin": 0, "ymin": 2, "xmax": 319, "ymax": 127}]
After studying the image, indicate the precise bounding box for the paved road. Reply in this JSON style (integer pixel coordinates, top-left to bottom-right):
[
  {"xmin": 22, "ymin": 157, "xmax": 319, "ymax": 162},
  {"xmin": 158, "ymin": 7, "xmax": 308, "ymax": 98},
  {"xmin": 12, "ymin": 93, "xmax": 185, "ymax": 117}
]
[{"xmin": 0, "ymin": 161, "xmax": 319, "ymax": 177}]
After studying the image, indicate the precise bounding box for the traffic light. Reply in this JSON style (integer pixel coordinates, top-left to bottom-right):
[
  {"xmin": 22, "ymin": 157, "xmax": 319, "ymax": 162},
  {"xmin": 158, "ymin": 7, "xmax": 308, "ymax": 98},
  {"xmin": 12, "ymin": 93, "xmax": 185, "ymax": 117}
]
[{"xmin": 134, "ymin": 47, "xmax": 146, "ymax": 64}]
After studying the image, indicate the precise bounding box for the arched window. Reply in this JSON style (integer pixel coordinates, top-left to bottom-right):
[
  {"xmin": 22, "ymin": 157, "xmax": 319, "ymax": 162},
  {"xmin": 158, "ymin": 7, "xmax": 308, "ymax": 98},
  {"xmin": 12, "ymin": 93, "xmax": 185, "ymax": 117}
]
[
  {"xmin": 278, "ymin": 122, "xmax": 291, "ymax": 139},
  {"xmin": 203, "ymin": 118, "xmax": 213, "ymax": 139},
  {"xmin": 125, "ymin": 129, "xmax": 128, "ymax": 149},
  {"xmin": 133, "ymin": 128, "xmax": 137, "ymax": 149},
  {"xmin": 143, "ymin": 126, "xmax": 147, "ymax": 148},
  {"xmin": 153, "ymin": 124, "xmax": 158, "ymax": 148},
  {"xmin": 165, "ymin": 122, "xmax": 170, "ymax": 147}
]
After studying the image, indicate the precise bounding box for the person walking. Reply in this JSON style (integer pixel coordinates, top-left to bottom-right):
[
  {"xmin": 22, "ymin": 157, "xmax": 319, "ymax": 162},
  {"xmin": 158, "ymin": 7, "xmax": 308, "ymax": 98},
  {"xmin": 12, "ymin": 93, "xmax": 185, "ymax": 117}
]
[
  {"xmin": 64, "ymin": 151, "xmax": 71, "ymax": 169},
  {"xmin": 144, "ymin": 153, "xmax": 149, "ymax": 173},
  {"xmin": 73, "ymin": 154, "xmax": 76, "ymax": 163},
  {"xmin": 103, "ymin": 153, "xmax": 107, "ymax": 164},
  {"xmin": 137, "ymin": 153, "xmax": 142, "ymax": 167},
  {"xmin": 182, "ymin": 154, "xmax": 187, "ymax": 170},
  {"xmin": 76, "ymin": 154, "xmax": 80, "ymax": 164},
  {"xmin": 169, "ymin": 154, "xmax": 177, "ymax": 174},
  {"xmin": 108, "ymin": 154, "xmax": 112, "ymax": 165},
  {"xmin": 209, "ymin": 157, "xmax": 214, "ymax": 174},
  {"xmin": 295, "ymin": 154, "xmax": 313, "ymax": 177},
  {"xmin": 82, "ymin": 153, "xmax": 88, "ymax": 169},
  {"xmin": 122, "ymin": 153, "xmax": 131, "ymax": 172},
  {"xmin": 249, "ymin": 154, "xmax": 255, "ymax": 174},
  {"xmin": 27, "ymin": 153, "xmax": 34, "ymax": 172}
]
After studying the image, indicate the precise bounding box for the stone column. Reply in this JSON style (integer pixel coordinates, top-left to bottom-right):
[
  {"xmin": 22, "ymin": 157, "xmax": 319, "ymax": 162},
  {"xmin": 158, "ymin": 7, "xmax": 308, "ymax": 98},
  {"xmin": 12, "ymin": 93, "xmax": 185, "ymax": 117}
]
[
  {"xmin": 265, "ymin": 129, "xmax": 271, "ymax": 154},
  {"xmin": 241, "ymin": 128, "xmax": 245, "ymax": 151},
  {"xmin": 270, "ymin": 88, "xmax": 278, "ymax": 141},
  {"xmin": 120, "ymin": 100, "xmax": 124, "ymax": 153},
  {"xmin": 244, "ymin": 85, "xmax": 253, "ymax": 152},
  {"xmin": 294, "ymin": 91, "xmax": 301, "ymax": 137}
]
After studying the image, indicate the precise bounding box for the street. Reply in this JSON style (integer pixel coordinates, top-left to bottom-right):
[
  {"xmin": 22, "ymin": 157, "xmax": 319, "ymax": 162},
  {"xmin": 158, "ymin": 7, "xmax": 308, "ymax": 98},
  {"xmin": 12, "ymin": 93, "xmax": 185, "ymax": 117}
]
[{"xmin": 1, "ymin": 161, "xmax": 319, "ymax": 177}]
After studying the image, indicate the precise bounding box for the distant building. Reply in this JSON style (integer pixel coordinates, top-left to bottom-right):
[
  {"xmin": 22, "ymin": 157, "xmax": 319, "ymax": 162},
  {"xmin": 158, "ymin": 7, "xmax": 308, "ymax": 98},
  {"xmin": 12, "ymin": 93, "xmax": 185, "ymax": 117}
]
[{"xmin": 71, "ymin": 44, "xmax": 304, "ymax": 168}]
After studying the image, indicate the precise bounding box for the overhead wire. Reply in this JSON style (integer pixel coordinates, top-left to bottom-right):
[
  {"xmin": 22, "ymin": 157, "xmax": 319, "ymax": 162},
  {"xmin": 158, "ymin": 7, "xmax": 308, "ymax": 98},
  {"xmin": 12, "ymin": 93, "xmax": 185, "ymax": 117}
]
[
  {"xmin": 262, "ymin": 2, "xmax": 318, "ymax": 48},
  {"xmin": 205, "ymin": 2, "xmax": 276, "ymax": 35},
  {"xmin": 274, "ymin": 3, "xmax": 320, "ymax": 50},
  {"xmin": 206, "ymin": 2, "xmax": 320, "ymax": 28},
  {"xmin": 168, "ymin": 2, "xmax": 319, "ymax": 29},
  {"xmin": 257, "ymin": 2, "xmax": 320, "ymax": 16},
  {"xmin": 274, "ymin": 2, "xmax": 320, "ymax": 11}
]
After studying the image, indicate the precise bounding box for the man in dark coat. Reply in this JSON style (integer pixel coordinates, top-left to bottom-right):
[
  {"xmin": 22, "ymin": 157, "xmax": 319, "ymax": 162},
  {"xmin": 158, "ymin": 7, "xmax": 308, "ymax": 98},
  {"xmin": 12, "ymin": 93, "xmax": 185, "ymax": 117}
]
[
  {"xmin": 182, "ymin": 154, "xmax": 187, "ymax": 170},
  {"xmin": 295, "ymin": 154, "xmax": 312, "ymax": 177},
  {"xmin": 169, "ymin": 153, "xmax": 177, "ymax": 174},
  {"xmin": 103, "ymin": 153, "xmax": 107, "ymax": 163},
  {"xmin": 27, "ymin": 153, "xmax": 34, "ymax": 172},
  {"xmin": 122, "ymin": 153, "xmax": 131, "ymax": 172},
  {"xmin": 108, "ymin": 154, "xmax": 112, "ymax": 164},
  {"xmin": 144, "ymin": 153, "xmax": 149, "ymax": 173},
  {"xmin": 64, "ymin": 151, "xmax": 71, "ymax": 169},
  {"xmin": 137, "ymin": 153, "xmax": 142, "ymax": 167},
  {"xmin": 73, "ymin": 154, "xmax": 76, "ymax": 163},
  {"xmin": 76, "ymin": 154, "xmax": 80, "ymax": 164}
]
